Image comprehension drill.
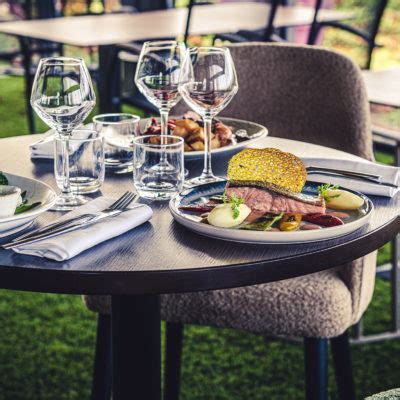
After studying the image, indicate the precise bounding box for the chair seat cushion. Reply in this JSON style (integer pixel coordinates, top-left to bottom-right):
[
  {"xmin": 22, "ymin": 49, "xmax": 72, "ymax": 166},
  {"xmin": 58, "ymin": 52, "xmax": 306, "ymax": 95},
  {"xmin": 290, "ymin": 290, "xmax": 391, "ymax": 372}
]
[{"xmin": 84, "ymin": 268, "xmax": 352, "ymax": 339}]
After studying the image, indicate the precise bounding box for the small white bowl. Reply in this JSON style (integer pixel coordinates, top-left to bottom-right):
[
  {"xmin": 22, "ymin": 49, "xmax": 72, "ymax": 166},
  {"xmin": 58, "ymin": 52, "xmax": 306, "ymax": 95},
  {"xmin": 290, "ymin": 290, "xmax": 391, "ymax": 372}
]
[
  {"xmin": 0, "ymin": 186, "xmax": 21, "ymax": 218},
  {"xmin": 0, "ymin": 173, "xmax": 56, "ymax": 237}
]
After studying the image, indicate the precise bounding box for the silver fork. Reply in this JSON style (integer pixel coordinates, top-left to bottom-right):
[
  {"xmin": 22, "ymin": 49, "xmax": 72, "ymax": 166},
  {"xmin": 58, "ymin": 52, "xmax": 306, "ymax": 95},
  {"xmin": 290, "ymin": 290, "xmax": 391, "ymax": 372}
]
[
  {"xmin": 3, "ymin": 192, "xmax": 137, "ymax": 249},
  {"xmin": 14, "ymin": 191, "xmax": 135, "ymax": 241}
]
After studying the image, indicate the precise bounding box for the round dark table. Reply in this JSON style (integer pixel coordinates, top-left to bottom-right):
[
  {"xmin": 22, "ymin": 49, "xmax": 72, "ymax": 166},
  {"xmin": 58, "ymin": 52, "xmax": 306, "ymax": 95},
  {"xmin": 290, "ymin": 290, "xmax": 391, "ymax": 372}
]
[{"xmin": 0, "ymin": 134, "xmax": 399, "ymax": 400}]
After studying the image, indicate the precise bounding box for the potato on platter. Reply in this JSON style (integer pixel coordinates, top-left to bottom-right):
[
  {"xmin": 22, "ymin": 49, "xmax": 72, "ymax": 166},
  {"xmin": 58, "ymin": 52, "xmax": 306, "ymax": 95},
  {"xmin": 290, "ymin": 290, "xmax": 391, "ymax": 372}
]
[
  {"xmin": 211, "ymin": 137, "xmax": 221, "ymax": 149},
  {"xmin": 190, "ymin": 141, "xmax": 205, "ymax": 151},
  {"xmin": 325, "ymin": 189, "xmax": 364, "ymax": 210},
  {"xmin": 186, "ymin": 128, "xmax": 205, "ymax": 143},
  {"xmin": 175, "ymin": 118, "xmax": 199, "ymax": 132},
  {"xmin": 207, "ymin": 203, "xmax": 251, "ymax": 228},
  {"xmin": 184, "ymin": 143, "xmax": 193, "ymax": 152},
  {"xmin": 174, "ymin": 126, "xmax": 190, "ymax": 138}
]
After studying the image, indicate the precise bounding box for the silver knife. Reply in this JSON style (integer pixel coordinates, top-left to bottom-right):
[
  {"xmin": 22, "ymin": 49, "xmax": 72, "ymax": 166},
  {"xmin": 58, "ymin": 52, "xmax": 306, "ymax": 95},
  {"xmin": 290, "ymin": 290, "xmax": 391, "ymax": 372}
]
[{"xmin": 306, "ymin": 167, "xmax": 399, "ymax": 189}]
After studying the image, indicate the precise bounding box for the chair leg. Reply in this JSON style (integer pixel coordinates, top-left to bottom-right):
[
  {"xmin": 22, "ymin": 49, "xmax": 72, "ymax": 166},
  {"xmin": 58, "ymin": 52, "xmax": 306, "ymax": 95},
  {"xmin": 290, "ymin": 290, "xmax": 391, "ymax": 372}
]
[
  {"xmin": 304, "ymin": 337, "xmax": 328, "ymax": 400},
  {"xmin": 19, "ymin": 37, "xmax": 35, "ymax": 134},
  {"xmin": 91, "ymin": 313, "xmax": 112, "ymax": 400},
  {"xmin": 164, "ymin": 322, "xmax": 184, "ymax": 400},
  {"xmin": 330, "ymin": 330, "xmax": 356, "ymax": 400}
]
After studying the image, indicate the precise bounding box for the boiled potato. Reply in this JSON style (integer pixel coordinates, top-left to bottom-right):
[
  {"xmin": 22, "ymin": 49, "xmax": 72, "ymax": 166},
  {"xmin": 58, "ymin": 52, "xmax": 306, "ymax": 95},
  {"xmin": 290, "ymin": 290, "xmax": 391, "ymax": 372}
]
[
  {"xmin": 325, "ymin": 189, "xmax": 364, "ymax": 210},
  {"xmin": 190, "ymin": 141, "xmax": 205, "ymax": 151},
  {"xmin": 184, "ymin": 143, "xmax": 192, "ymax": 152},
  {"xmin": 207, "ymin": 203, "xmax": 251, "ymax": 228},
  {"xmin": 173, "ymin": 126, "xmax": 190, "ymax": 138},
  {"xmin": 175, "ymin": 119, "xmax": 199, "ymax": 132},
  {"xmin": 211, "ymin": 137, "xmax": 221, "ymax": 149},
  {"xmin": 187, "ymin": 127, "xmax": 205, "ymax": 143}
]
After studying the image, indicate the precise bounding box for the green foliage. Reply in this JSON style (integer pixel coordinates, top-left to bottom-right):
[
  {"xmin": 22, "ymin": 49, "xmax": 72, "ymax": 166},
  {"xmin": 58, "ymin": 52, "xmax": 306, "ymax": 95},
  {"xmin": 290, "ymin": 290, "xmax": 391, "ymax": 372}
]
[
  {"xmin": 0, "ymin": 171, "xmax": 8, "ymax": 185},
  {"xmin": 0, "ymin": 277, "xmax": 399, "ymax": 399}
]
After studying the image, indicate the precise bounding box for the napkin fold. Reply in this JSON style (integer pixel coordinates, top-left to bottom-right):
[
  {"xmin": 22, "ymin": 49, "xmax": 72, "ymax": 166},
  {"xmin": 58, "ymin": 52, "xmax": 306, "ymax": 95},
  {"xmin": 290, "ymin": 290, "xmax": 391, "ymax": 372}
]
[
  {"xmin": 30, "ymin": 124, "xmax": 94, "ymax": 159},
  {"xmin": 30, "ymin": 130, "xmax": 54, "ymax": 159},
  {"xmin": 11, "ymin": 197, "xmax": 153, "ymax": 261},
  {"xmin": 302, "ymin": 157, "xmax": 400, "ymax": 197}
]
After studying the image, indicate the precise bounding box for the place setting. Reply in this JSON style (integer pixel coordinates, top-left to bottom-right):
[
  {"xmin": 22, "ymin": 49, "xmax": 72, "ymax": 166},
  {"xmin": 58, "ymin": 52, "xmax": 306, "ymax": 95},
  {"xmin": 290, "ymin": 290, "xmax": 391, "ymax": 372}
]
[
  {"xmin": 1, "ymin": 41, "xmax": 399, "ymax": 262},
  {"xmin": 0, "ymin": 0, "xmax": 400, "ymax": 396}
]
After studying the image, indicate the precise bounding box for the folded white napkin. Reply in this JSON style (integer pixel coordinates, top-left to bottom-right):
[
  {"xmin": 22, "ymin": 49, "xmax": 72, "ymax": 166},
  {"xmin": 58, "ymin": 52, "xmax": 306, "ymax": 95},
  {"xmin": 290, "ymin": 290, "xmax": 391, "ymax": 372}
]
[
  {"xmin": 12, "ymin": 197, "xmax": 153, "ymax": 261},
  {"xmin": 30, "ymin": 124, "xmax": 94, "ymax": 159},
  {"xmin": 302, "ymin": 157, "xmax": 400, "ymax": 197},
  {"xmin": 30, "ymin": 130, "xmax": 55, "ymax": 159}
]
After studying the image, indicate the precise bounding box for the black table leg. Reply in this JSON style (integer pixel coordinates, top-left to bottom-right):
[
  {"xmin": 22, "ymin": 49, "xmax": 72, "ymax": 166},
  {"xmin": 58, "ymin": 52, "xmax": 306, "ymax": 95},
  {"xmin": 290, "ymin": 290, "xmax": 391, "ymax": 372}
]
[
  {"xmin": 98, "ymin": 44, "xmax": 121, "ymax": 114},
  {"xmin": 111, "ymin": 294, "xmax": 161, "ymax": 400}
]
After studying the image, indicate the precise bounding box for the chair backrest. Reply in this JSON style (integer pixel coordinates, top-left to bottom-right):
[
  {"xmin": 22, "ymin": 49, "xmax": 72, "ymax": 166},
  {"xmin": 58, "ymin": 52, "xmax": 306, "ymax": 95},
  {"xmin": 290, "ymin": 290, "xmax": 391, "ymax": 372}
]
[
  {"xmin": 308, "ymin": 0, "xmax": 389, "ymax": 69},
  {"xmin": 175, "ymin": 42, "xmax": 373, "ymax": 160}
]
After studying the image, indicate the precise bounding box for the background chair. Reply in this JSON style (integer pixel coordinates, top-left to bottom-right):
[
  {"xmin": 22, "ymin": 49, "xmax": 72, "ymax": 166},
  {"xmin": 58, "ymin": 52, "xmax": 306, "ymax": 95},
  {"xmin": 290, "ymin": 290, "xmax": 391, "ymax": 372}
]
[
  {"xmin": 114, "ymin": 0, "xmax": 202, "ymax": 114},
  {"xmin": 308, "ymin": 0, "xmax": 389, "ymax": 69},
  {"xmin": 19, "ymin": 0, "xmax": 65, "ymax": 134},
  {"xmin": 213, "ymin": 0, "xmax": 284, "ymax": 44},
  {"xmin": 84, "ymin": 43, "xmax": 376, "ymax": 400}
]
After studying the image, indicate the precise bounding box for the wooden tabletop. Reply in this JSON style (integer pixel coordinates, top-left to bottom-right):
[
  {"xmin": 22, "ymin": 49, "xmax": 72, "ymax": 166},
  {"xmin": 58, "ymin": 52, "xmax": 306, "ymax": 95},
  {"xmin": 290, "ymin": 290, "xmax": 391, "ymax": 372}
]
[
  {"xmin": 362, "ymin": 68, "xmax": 400, "ymax": 109},
  {"xmin": 0, "ymin": 134, "xmax": 398, "ymax": 295},
  {"xmin": 0, "ymin": 2, "xmax": 353, "ymax": 47}
]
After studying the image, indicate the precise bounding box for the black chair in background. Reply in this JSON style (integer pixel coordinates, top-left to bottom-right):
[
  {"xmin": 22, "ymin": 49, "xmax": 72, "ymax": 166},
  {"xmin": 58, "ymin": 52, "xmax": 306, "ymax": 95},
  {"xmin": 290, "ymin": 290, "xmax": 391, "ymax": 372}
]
[
  {"xmin": 212, "ymin": 0, "xmax": 284, "ymax": 44},
  {"xmin": 307, "ymin": 0, "xmax": 389, "ymax": 70},
  {"xmin": 113, "ymin": 0, "xmax": 195, "ymax": 114},
  {"xmin": 19, "ymin": 0, "xmax": 64, "ymax": 134}
]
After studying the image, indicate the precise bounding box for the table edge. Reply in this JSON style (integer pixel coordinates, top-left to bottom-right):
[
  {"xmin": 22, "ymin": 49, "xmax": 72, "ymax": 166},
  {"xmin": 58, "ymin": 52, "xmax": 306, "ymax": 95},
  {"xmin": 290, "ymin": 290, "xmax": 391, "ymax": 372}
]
[{"xmin": 0, "ymin": 215, "xmax": 398, "ymax": 295}]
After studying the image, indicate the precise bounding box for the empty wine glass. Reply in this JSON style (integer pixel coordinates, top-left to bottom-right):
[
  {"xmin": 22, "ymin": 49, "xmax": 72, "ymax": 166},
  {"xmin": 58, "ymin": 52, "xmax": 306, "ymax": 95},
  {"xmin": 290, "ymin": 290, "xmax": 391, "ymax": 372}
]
[
  {"xmin": 179, "ymin": 47, "xmax": 238, "ymax": 187},
  {"xmin": 135, "ymin": 40, "xmax": 186, "ymax": 170},
  {"xmin": 31, "ymin": 57, "xmax": 96, "ymax": 210}
]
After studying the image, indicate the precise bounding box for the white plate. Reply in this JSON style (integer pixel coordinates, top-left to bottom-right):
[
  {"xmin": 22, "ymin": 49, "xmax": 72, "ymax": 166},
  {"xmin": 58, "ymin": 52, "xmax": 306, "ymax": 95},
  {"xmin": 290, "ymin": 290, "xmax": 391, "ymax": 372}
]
[
  {"xmin": 169, "ymin": 181, "xmax": 374, "ymax": 244},
  {"xmin": 106, "ymin": 117, "xmax": 268, "ymax": 160},
  {"xmin": 0, "ymin": 173, "xmax": 57, "ymax": 237}
]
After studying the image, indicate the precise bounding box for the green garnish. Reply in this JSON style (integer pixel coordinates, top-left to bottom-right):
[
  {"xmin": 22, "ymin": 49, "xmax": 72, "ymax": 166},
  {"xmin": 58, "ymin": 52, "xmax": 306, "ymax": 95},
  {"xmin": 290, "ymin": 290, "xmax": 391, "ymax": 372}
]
[
  {"xmin": 222, "ymin": 190, "xmax": 244, "ymax": 219},
  {"xmin": 230, "ymin": 193, "xmax": 244, "ymax": 219},
  {"xmin": 0, "ymin": 172, "xmax": 8, "ymax": 185},
  {"xmin": 318, "ymin": 183, "xmax": 341, "ymax": 203},
  {"xmin": 241, "ymin": 213, "xmax": 284, "ymax": 231},
  {"xmin": 15, "ymin": 202, "xmax": 41, "ymax": 214}
]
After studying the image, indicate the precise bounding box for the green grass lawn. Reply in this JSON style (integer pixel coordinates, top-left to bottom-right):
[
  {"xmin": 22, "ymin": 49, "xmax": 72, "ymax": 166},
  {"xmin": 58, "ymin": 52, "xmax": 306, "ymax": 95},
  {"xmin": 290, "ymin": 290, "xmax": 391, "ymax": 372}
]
[{"xmin": 0, "ymin": 75, "xmax": 398, "ymax": 399}]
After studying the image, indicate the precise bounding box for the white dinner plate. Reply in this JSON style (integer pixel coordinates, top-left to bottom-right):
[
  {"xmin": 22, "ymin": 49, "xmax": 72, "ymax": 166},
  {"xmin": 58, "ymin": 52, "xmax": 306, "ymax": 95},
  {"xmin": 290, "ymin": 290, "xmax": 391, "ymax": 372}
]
[
  {"xmin": 106, "ymin": 117, "xmax": 268, "ymax": 160},
  {"xmin": 0, "ymin": 173, "xmax": 57, "ymax": 237},
  {"xmin": 169, "ymin": 181, "xmax": 374, "ymax": 244}
]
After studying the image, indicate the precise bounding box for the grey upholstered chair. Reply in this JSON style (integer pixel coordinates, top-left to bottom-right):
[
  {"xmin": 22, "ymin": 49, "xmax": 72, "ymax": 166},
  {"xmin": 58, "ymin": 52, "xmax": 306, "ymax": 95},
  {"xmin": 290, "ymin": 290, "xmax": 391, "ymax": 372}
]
[{"xmin": 84, "ymin": 43, "xmax": 376, "ymax": 400}]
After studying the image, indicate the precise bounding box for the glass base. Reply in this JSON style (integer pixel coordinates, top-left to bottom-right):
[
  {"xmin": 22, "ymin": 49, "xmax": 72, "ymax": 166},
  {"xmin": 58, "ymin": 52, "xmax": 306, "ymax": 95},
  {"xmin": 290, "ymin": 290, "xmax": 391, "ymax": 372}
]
[
  {"xmin": 150, "ymin": 160, "xmax": 177, "ymax": 174},
  {"xmin": 105, "ymin": 160, "xmax": 133, "ymax": 174},
  {"xmin": 51, "ymin": 193, "xmax": 89, "ymax": 211},
  {"xmin": 184, "ymin": 174, "xmax": 225, "ymax": 188}
]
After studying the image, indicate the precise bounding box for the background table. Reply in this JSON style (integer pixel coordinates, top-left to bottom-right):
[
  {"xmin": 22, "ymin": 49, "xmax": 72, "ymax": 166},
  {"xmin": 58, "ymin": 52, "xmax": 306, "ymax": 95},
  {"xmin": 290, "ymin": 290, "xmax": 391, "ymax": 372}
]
[
  {"xmin": 0, "ymin": 2, "xmax": 353, "ymax": 113},
  {"xmin": 0, "ymin": 134, "xmax": 398, "ymax": 399}
]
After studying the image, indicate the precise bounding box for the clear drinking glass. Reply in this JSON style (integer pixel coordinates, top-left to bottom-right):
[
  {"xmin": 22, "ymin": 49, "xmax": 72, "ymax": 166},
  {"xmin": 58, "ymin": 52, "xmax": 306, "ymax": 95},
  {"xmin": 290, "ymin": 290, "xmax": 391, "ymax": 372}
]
[
  {"xmin": 179, "ymin": 47, "xmax": 238, "ymax": 186},
  {"xmin": 135, "ymin": 40, "xmax": 186, "ymax": 170},
  {"xmin": 93, "ymin": 113, "xmax": 140, "ymax": 173},
  {"xmin": 31, "ymin": 57, "xmax": 96, "ymax": 210},
  {"xmin": 55, "ymin": 129, "xmax": 105, "ymax": 194},
  {"xmin": 133, "ymin": 135, "xmax": 184, "ymax": 200}
]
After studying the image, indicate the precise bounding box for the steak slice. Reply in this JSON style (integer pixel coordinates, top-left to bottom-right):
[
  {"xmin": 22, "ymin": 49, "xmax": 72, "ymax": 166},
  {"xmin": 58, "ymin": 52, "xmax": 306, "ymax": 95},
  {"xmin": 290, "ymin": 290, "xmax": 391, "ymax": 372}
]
[{"xmin": 226, "ymin": 185, "xmax": 325, "ymax": 220}]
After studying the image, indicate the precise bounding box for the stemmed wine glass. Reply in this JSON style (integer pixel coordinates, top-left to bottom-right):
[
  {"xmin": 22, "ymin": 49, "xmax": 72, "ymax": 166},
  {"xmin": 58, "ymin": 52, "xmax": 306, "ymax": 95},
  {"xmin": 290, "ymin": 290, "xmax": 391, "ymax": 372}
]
[
  {"xmin": 31, "ymin": 57, "xmax": 96, "ymax": 211},
  {"xmin": 179, "ymin": 47, "xmax": 238, "ymax": 186},
  {"xmin": 135, "ymin": 40, "xmax": 186, "ymax": 171}
]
